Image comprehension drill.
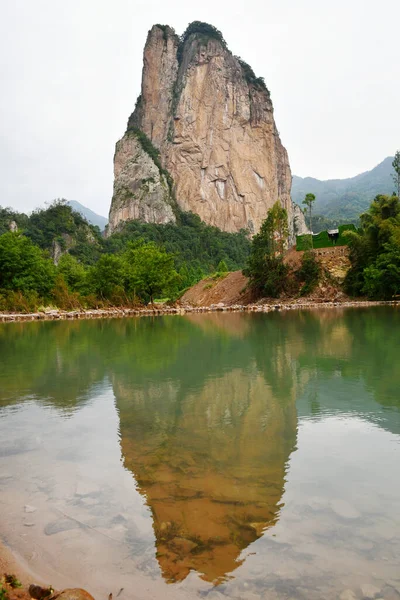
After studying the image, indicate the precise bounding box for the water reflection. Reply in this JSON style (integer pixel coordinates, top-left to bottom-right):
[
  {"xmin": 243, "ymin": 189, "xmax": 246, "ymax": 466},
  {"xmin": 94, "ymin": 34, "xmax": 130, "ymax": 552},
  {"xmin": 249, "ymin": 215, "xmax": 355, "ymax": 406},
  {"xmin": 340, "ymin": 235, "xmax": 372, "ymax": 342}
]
[
  {"xmin": 116, "ymin": 367, "xmax": 297, "ymax": 582},
  {"xmin": 0, "ymin": 308, "xmax": 400, "ymax": 595}
]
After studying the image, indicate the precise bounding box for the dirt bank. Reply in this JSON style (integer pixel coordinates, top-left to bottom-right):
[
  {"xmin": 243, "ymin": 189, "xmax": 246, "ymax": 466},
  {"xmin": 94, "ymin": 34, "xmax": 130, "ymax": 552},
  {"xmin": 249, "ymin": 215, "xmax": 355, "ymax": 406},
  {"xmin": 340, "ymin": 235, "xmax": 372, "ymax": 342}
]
[{"xmin": 0, "ymin": 541, "xmax": 37, "ymax": 600}]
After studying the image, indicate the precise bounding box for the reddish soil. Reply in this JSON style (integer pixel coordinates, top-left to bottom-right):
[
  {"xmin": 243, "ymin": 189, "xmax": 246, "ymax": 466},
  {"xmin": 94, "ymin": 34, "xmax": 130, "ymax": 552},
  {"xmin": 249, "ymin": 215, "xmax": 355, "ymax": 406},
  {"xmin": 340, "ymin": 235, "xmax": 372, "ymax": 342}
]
[
  {"xmin": 0, "ymin": 543, "xmax": 34, "ymax": 600},
  {"xmin": 181, "ymin": 246, "xmax": 352, "ymax": 308},
  {"xmin": 180, "ymin": 271, "xmax": 254, "ymax": 307}
]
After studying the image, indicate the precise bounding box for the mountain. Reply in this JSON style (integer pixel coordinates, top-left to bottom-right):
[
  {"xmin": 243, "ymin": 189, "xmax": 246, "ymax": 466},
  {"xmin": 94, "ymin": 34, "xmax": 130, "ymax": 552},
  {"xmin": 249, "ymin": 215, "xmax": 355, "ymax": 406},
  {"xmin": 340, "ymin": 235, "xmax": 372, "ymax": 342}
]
[
  {"xmin": 107, "ymin": 22, "xmax": 307, "ymax": 238},
  {"xmin": 67, "ymin": 200, "xmax": 108, "ymax": 231},
  {"xmin": 291, "ymin": 157, "xmax": 394, "ymax": 222}
]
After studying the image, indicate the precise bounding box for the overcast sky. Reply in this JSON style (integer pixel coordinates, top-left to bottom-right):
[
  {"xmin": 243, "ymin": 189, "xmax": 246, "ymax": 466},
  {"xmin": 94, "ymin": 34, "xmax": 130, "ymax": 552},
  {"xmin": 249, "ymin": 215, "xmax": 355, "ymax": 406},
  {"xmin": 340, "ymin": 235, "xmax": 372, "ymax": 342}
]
[{"xmin": 1, "ymin": 0, "xmax": 399, "ymax": 217}]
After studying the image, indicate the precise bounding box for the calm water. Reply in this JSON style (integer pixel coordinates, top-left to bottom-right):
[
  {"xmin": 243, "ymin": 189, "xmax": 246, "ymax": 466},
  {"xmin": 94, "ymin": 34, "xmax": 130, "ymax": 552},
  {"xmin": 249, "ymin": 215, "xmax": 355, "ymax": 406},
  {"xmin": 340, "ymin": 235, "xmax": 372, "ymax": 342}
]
[{"xmin": 0, "ymin": 308, "xmax": 399, "ymax": 600}]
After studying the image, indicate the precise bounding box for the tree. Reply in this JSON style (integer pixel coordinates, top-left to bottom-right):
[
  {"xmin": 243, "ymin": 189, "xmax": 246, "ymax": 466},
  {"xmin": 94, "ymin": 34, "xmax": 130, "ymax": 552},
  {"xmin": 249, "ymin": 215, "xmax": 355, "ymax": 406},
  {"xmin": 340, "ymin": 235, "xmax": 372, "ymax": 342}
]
[
  {"xmin": 344, "ymin": 194, "xmax": 400, "ymax": 297},
  {"xmin": 123, "ymin": 242, "xmax": 179, "ymax": 303},
  {"xmin": 243, "ymin": 202, "xmax": 289, "ymax": 297},
  {"xmin": 216, "ymin": 259, "xmax": 228, "ymax": 273},
  {"xmin": 0, "ymin": 232, "xmax": 55, "ymax": 295},
  {"xmin": 57, "ymin": 254, "xmax": 88, "ymax": 294},
  {"xmin": 302, "ymin": 193, "xmax": 316, "ymax": 240},
  {"xmin": 392, "ymin": 150, "xmax": 400, "ymax": 199},
  {"xmin": 89, "ymin": 254, "xmax": 125, "ymax": 300}
]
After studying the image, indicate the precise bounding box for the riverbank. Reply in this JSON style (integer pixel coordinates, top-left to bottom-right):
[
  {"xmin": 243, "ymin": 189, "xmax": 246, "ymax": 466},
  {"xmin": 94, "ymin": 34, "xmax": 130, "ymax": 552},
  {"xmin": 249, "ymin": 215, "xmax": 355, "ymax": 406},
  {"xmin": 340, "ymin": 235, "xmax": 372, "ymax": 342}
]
[
  {"xmin": 0, "ymin": 539, "xmax": 37, "ymax": 600},
  {"xmin": 0, "ymin": 299, "xmax": 399, "ymax": 323}
]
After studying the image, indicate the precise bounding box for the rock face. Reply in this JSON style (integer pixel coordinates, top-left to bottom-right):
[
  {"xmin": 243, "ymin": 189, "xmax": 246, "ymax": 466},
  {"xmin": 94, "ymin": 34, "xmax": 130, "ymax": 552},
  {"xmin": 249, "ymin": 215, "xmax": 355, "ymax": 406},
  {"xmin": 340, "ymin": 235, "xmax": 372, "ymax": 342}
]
[
  {"xmin": 108, "ymin": 22, "xmax": 306, "ymax": 237},
  {"xmin": 108, "ymin": 134, "xmax": 176, "ymax": 233}
]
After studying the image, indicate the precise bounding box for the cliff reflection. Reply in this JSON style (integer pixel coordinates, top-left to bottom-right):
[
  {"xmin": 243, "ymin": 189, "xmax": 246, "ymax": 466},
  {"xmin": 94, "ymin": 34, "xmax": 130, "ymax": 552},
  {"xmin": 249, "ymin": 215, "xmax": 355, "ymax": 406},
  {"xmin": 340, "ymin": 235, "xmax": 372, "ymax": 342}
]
[
  {"xmin": 1, "ymin": 308, "xmax": 400, "ymax": 583},
  {"xmin": 114, "ymin": 364, "xmax": 297, "ymax": 583}
]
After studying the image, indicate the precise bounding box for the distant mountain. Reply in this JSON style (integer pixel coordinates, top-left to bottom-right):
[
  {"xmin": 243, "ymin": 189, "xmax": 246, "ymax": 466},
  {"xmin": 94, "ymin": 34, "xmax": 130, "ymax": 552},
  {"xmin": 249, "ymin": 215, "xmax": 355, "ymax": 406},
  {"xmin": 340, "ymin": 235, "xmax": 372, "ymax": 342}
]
[
  {"xmin": 291, "ymin": 157, "xmax": 395, "ymax": 222},
  {"xmin": 67, "ymin": 200, "xmax": 108, "ymax": 231}
]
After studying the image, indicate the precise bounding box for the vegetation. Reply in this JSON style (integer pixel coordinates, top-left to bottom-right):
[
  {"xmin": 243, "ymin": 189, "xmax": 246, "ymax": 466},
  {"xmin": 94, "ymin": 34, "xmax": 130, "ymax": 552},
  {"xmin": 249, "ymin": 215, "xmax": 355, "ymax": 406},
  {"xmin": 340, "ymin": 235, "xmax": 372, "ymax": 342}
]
[
  {"xmin": 0, "ymin": 207, "xmax": 29, "ymax": 235},
  {"xmin": 243, "ymin": 202, "xmax": 290, "ymax": 298},
  {"xmin": 180, "ymin": 21, "xmax": 227, "ymax": 48},
  {"xmin": 306, "ymin": 213, "xmax": 359, "ymax": 234},
  {"xmin": 392, "ymin": 151, "xmax": 400, "ymax": 198},
  {"xmin": 235, "ymin": 57, "xmax": 268, "ymax": 92},
  {"xmin": 344, "ymin": 194, "xmax": 400, "ymax": 299},
  {"xmin": 105, "ymin": 211, "xmax": 250, "ymax": 276},
  {"xmin": 124, "ymin": 127, "xmax": 176, "ymax": 198},
  {"xmin": 291, "ymin": 156, "xmax": 394, "ymax": 223},
  {"xmin": 302, "ymin": 193, "xmax": 316, "ymax": 237},
  {"xmin": 0, "ymin": 200, "xmax": 250, "ymax": 311},
  {"xmin": 297, "ymin": 251, "xmax": 321, "ymax": 296}
]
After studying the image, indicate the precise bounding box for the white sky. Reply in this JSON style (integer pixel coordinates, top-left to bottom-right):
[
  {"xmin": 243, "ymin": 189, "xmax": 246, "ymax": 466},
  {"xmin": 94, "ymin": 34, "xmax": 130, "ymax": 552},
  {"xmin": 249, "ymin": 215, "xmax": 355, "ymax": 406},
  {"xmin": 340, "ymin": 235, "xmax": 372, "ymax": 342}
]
[{"xmin": 1, "ymin": 0, "xmax": 399, "ymax": 217}]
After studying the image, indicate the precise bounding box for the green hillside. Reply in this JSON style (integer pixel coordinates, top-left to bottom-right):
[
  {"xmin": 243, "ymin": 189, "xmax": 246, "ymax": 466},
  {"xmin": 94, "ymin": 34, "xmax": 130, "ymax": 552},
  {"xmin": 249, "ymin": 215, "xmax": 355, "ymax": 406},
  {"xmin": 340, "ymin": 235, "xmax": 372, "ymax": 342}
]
[
  {"xmin": 67, "ymin": 200, "xmax": 108, "ymax": 231},
  {"xmin": 292, "ymin": 157, "xmax": 394, "ymax": 223}
]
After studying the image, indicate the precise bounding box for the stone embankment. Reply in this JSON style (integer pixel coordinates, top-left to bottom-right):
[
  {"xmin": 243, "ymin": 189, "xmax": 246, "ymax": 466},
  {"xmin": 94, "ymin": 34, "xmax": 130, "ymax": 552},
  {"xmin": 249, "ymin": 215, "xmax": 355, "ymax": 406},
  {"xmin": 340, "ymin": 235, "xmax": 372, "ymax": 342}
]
[{"xmin": 1, "ymin": 300, "xmax": 399, "ymax": 324}]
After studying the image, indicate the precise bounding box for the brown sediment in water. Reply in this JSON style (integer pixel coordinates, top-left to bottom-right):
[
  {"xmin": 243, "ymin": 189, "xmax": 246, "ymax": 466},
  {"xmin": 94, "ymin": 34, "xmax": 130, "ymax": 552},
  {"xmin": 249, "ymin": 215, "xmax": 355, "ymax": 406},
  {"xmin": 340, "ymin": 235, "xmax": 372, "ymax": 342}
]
[{"xmin": 115, "ymin": 368, "xmax": 298, "ymax": 583}]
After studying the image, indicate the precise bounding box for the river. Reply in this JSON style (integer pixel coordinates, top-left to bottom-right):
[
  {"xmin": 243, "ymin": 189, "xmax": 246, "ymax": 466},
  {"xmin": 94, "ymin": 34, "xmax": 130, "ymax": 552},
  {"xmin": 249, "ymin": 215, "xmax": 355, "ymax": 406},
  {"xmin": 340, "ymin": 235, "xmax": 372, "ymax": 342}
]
[{"xmin": 0, "ymin": 308, "xmax": 399, "ymax": 599}]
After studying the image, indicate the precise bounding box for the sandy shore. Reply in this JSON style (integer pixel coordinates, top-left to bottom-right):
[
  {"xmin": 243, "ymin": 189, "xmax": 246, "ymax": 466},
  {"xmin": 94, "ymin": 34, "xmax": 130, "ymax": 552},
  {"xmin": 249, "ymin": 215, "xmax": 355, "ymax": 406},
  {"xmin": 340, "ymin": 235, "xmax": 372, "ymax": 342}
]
[
  {"xmin": 0, "ymin": 299, "xmax": 399, "ymax": 323},
  {"xmin": 0, "ymin": 538, "xmax": 42, "ymax": 600}
]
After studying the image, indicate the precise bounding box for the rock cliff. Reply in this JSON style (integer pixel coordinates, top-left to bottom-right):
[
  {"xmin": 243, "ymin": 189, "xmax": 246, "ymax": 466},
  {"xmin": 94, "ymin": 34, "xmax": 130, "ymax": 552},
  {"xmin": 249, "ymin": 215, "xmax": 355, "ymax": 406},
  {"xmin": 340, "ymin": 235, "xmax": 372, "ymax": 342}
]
[{"xmin": 108, "ymin": 22, "xmax": 306, "ymax": 237}]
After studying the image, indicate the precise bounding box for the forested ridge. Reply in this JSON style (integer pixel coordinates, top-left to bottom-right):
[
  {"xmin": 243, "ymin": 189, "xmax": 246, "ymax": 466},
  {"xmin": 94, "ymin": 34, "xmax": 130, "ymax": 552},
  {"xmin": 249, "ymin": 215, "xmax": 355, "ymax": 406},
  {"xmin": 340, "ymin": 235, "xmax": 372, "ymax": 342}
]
[
  {"xmin": 1, "ymin": 186, "xmax": 400, "ymax": 313},
  {"xmin": 0, "ymin": 201, "xmax": 250, "ymax": 311}
]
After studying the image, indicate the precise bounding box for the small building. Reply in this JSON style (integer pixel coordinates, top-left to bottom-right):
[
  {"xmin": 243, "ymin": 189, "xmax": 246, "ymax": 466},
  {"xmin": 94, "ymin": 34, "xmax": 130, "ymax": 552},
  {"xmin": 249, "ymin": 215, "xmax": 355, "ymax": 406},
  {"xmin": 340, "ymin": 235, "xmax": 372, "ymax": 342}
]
[{"xmin": 327, "ymin": 228, "xmax": 339, "ymax": 244}]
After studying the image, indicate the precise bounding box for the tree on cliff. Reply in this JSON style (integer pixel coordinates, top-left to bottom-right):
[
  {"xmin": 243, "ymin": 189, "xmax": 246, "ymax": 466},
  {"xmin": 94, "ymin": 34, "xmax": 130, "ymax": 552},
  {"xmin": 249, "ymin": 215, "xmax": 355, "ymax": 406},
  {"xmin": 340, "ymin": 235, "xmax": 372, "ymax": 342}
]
[
  {"xmin": 392, "ymin": 151, "xmax": 400, "ymax": 198},
  {"xmin": 243, "ymin": 202, "xmax": 289, "ymax": 297}
]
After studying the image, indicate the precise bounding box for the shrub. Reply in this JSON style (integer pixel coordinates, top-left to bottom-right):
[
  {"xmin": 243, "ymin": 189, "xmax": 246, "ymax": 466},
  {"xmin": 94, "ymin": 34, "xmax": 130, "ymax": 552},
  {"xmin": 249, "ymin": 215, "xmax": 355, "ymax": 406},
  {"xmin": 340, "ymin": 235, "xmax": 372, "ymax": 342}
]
[{"xmin": 297, "ymin": 250, "xmax": 321, "ymax": 296}]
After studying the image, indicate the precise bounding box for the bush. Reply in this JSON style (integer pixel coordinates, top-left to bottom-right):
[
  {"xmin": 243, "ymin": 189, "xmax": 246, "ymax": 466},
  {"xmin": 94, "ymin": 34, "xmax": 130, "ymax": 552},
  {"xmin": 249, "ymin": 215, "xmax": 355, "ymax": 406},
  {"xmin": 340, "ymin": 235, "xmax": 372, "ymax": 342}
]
[
  {"xmin": 0, "ymin": 232, "xmax": 56, "ymax": 296},
  {"xmin": 180, "ymin": 22, "xmax": 227, "ymax": 48},
  {"xmin": 0, "ymin": 290, "xmax": 40, "ymax": 313},
  {"xmin": 297, "ymin": 250, "xmax": 321, "ymax": 296}
]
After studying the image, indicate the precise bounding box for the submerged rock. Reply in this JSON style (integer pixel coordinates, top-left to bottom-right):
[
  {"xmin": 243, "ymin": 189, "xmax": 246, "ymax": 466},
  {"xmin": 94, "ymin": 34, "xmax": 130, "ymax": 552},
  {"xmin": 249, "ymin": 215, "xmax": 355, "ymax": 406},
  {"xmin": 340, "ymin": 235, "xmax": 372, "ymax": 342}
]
[
  {"xmin": 44, "ymin": 519, "xmax": 80, "ymax": 536},
  {"xmin": 29, "ymin": 586, "xmax": 95, "ymax": 600},
  {"xmin": 53, "ymin": 590, "xmax": 95, "ymax": 600},
  {"xmin": 330, "ymin": 498, "xmax": 361, "ymax": 519},
  {"xmin": 339, "ymin": 590, "xmax": 358, "ymax": 600},
  {"xmin": 360, "ymin": 583, "xmax": 381, "ymax": 599}
]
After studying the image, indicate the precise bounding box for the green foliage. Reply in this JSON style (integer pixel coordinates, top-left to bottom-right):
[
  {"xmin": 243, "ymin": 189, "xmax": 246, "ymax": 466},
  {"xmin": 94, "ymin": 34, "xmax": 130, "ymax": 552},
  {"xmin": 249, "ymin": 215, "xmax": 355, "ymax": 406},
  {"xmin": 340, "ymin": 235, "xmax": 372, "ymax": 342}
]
[
  {"xmin": 0, "ymin": 199, "xmax": 251, "ymax": 311},
  {"xmin": 308, "ymin": 213, "xmax": 359, "ymax": 233},
  {"xmin": 235, "ymin": 57, "xmax": 268, "ymax": 92},
  {"xmin": 0, "ymin": 207, "xmax": 29, "ymax": 235},
  {"xmin": 344, "ymin": 194, "xmax": 400, "ymax": 298},
  {"xmin": 105, "ymin": 211, "xmax": 250, "ymax": 277},
  {"xmin": 123, "ymin": 241, "xmax": 179, "ymax": 303},
  {"xmin": 124, "ymin": 127, "xmax": 175, "ymax": 197},
  {"xmin": 291, "ymin": 156, "xmax": 395, "ymax": 223},
  {"xmin": 296, "ymin": 224, "xmax": 356, "ymax": 250},
  {"xmin": 0, "ymin": 587, "xmax": 8, "ymax": 600},
  {"xmin": 302, "ymin": 192, "xmax": 316, "ymax": 237},
  {"xmin": 4, "ymin": 575, "xmax": 22, "ymax": 589},
  {"xmin": 216, "ymin": 259, "xmax": 228, "ymax": 273},
  {"xmin": 57, "ymin": 254, "xmax": 88, "ymax": 294},
  {"xmin": 392, "ymin": 150, "xmax": 400, "ymax": 198},
  {"xmin": 0, "ymin": 232, "xmax": 55, "ymax": 296},
  {"xmin": 180, "ymin": 21, "xmax": 227, "ymax": 48},
  {"xmin": 89, "ymin": 254, "xmax": 125, "ymax": 300},
  {"xmin": 297, "ymin": 251, "xmax": 321, "ymax": 296},
  {"xmin": 362, "ymin": 243, "xmax": 400, "ymax": 299},
  {"xmin": 244, "ymin": 202, "xmax": 289, "ymax": 297}
]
